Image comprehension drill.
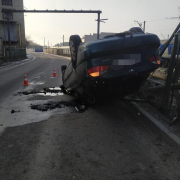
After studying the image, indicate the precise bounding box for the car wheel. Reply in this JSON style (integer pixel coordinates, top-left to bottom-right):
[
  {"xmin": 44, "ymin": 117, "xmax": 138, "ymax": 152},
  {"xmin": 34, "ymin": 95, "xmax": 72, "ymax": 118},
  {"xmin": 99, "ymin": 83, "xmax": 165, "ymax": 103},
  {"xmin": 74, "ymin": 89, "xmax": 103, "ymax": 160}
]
[{"xmin": 69, "ymin": 35, "xmax": 82, "ymax": 69}]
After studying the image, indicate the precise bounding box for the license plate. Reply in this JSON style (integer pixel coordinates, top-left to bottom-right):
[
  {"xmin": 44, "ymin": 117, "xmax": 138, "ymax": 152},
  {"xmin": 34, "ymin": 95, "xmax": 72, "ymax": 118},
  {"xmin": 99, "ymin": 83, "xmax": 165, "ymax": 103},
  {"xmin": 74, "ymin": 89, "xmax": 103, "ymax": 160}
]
[{"xmin": 113, "ymin": 54, "xmax": 141, "ymax": 66}]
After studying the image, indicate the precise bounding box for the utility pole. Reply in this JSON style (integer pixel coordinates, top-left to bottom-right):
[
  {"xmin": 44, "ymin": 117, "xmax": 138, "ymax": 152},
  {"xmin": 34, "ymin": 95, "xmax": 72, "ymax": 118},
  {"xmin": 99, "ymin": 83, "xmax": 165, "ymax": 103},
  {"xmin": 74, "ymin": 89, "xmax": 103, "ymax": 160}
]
[
  {"xmin": 44, "ymin": 38, "xmax": 45, "ymax": 47},
  {"xmin": 63, "ymin": 35, "xmax": 64, "ymax": 46},
  {"xmin": 2, "ymin": 13, "xmax": 12, "ymax": 61},
  {"xmin": 2, "ymin": 14, "xmax": 12, "ymax": 61},
  {"xmin": 48, "ymin": 40, "xmax": 49, "ymax": 48},
  {"xmin": 97, "ymin": 13, "xmax": 100, "ymax": 39},
  {"xmin": 95, "ymin": 16, "xmax": 108, "ymax": 40},
  {"xmin": 7, "ymin": 17, "xmax": 11, "ymax": 61},
  {"xmin": 134, "ymin": 20, "xmax": 146, "ymax": 32},
  {"xmin": 143, "ymin": 21, "xmax": 146, "ymax": 33}
]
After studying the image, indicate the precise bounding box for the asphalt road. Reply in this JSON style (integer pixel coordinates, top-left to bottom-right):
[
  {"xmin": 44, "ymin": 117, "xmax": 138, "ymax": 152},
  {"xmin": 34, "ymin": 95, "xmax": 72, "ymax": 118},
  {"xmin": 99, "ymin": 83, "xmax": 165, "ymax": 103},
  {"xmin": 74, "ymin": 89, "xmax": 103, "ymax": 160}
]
[
  {"xmin": 0, "ymin": 52, "xmax": 70, "ymax": 103},
  {"xmin": 0, "ymin": 52, "xmax": 180, "ymax": 180}
]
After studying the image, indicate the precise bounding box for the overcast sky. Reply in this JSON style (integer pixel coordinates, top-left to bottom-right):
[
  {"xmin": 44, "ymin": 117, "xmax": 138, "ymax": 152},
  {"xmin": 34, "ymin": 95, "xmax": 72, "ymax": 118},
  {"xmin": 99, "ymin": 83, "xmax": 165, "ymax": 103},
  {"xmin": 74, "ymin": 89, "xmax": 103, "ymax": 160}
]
[{"xmin": 24, "ymin": 0, "xmax": 180, "ymax": 46}]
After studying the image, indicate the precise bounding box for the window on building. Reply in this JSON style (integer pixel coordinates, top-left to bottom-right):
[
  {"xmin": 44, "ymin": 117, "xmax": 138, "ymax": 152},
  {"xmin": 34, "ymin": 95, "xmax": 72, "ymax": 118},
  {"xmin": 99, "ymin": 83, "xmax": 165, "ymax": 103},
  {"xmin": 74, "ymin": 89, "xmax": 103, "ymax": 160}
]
[
  {"xmin": 2, "ymin": 11, "xmax": 13, "ymax": 20},
  {"xmin": 2, "ymin": 0, "xmax": 13, "ymax": 6}
]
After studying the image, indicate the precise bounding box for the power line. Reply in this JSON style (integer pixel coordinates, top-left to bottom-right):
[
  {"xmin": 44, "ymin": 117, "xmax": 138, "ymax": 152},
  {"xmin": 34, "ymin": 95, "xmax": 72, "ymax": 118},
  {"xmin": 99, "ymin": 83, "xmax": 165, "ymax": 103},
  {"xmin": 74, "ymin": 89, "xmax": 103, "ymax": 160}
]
[
  {"xmin": 111, "ymin": 18, "xmax": 169, "ymax": 32},
  {"xmin": 146, "ymin": 18, "xmax": 167, "ymax": 22},
  {"xmin": 166, "ymin": 7, "xmax": 180, "ymax": 21},
  {"xmin": 150, "ymin": 28, "xmax": 174, "ymax": 32},
  {"xmin": 166, "ymin": 16, "xmax": 180, "ymax": 21}
]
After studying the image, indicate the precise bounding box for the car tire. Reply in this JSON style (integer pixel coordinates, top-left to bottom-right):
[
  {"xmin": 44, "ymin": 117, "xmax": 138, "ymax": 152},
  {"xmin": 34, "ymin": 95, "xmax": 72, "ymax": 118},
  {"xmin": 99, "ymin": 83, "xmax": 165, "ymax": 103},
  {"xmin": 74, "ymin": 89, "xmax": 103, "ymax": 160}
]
[{"xmin": 69, "ymin": 35, "xmax": 82, "ymax": 69}]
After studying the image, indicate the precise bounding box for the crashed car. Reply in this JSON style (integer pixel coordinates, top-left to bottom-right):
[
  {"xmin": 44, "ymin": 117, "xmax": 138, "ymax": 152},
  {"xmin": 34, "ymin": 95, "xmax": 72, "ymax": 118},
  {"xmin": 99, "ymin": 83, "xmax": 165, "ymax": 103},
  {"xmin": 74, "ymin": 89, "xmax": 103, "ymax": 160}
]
[{"xmin": 61, "ymin": 27, "xmax": 160, "ymax": 103}]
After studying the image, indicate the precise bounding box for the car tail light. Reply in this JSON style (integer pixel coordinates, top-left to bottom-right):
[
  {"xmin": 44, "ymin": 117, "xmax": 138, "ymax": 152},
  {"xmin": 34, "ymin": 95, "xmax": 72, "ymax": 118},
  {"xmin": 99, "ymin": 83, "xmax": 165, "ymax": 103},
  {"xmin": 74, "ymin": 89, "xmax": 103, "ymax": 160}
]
[
  {"xmin": 87, "ymin": 65, "xmax": 110, "ymax": 77},
  {"xmin": 149, "ymin": 55, "xmax": 161, "ymax": 65}
]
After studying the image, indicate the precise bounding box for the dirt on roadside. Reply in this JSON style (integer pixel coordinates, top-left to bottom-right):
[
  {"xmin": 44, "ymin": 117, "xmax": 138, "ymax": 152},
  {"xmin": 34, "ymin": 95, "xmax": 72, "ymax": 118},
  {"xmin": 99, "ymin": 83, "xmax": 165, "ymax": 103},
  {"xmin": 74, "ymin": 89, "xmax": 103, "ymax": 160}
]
[{"xmin": 136, "ymin": 76, "xmax": 180, "ymax": 138}]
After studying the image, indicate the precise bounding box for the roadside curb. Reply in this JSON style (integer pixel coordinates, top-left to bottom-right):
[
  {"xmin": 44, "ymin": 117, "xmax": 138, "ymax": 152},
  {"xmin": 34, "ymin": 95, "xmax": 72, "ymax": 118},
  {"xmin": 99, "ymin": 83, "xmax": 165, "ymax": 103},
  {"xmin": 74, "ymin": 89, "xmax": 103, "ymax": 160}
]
[
  {"xmin": 132, "ymin": 102, "xmax": 180, "ymax": 146},
  {"xmin": 0, "ymin": 54, "xmax": 35, "ymax": 69}
]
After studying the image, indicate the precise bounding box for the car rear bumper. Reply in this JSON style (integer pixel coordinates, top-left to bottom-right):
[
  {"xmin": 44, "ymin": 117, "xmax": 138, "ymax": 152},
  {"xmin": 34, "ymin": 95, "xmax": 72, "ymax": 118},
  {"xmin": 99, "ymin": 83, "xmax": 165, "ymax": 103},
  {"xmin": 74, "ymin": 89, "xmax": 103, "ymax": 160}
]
[{"xmin": 81, "ymin": 71, "xmax": 150, "ymax": 98}]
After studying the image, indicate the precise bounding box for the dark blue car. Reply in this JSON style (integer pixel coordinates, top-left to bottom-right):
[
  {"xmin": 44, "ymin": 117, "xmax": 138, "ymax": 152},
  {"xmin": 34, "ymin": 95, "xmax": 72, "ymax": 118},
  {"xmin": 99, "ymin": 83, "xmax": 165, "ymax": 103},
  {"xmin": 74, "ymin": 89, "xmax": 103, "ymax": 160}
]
[{"xmin": 61, "ymin": 27, "xmax": 160, "ymax": 103}]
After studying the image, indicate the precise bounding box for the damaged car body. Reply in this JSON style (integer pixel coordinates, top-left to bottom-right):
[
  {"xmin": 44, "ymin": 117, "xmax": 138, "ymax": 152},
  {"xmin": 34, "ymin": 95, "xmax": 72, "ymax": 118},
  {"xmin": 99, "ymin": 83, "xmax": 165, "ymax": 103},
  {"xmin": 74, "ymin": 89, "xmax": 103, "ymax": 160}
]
[{"xmin": 61, "ymin": 27, "xmax": 160, "ymax": 103}]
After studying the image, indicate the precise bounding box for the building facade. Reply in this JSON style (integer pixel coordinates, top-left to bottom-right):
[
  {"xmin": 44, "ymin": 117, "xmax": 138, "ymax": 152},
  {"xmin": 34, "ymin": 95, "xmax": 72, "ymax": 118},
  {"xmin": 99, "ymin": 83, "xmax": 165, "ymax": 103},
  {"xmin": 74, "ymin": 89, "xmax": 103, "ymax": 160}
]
[
  {"xmin": 82, "ymin": 32, "xmax": 117, "ymax": 43},
  {"xmin": 0, "ymin": 0, "xmax": 26, "ymax": 49},
  {"xmin": 0, "ymin": 36, "xmax": 2, "ymax": 58}
]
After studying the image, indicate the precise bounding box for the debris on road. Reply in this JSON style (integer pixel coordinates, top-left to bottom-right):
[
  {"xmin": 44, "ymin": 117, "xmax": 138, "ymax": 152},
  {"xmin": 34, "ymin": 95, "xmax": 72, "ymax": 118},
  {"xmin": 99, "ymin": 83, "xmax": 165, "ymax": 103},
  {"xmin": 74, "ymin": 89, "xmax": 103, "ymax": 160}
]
[
  {"xmin": 30, "ymin": 101, "xmax": 76, "ymax": 111},
  {"xmin": 0, "ymin": 124, "xmax": 3, "ymax": 126},
  {"xmin": 170, "ymin": 116, "xmax": 178, "ymax": 126},
  {"xmin": 18, "ymin": 87, "xmax": 63, "ymax": 96},
  {"xmin": 11, "ymin": 110, "xmax": 20, "ymax": 114},
  {"xmin": 18, "ymin": 91, "xmax": 40, "ymax": 95},
  {"xmin": 75, "ymin": 103, "xmax": 87, "ymax": 112}
]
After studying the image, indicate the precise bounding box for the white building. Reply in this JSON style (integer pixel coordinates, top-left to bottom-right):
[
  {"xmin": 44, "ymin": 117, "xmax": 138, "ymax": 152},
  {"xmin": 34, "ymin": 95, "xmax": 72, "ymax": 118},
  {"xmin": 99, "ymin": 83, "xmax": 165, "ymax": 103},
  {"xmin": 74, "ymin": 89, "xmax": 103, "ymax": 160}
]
[{"xmin": 82, "ymin": 32, "xmax": 117, "ymax": 43}]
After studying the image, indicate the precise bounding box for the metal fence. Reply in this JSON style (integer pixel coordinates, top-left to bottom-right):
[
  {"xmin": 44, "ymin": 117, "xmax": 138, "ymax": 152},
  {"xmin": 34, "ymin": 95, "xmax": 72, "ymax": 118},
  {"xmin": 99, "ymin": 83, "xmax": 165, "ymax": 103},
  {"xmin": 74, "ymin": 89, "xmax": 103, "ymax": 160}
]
[
  {"xmin": 0, "ymin": 37, "xmax": 3, "ymax": 59},
  {"xmin": 4, "ymin": 47, "xmax": 26, "ymax": 61}
]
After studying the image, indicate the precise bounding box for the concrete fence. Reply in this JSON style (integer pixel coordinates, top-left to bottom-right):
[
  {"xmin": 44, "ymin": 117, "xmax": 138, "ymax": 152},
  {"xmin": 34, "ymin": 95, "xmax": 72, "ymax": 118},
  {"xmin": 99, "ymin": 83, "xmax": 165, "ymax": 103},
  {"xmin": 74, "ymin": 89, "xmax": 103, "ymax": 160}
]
[{"xmin": 43, "ymin": 47, "xmax": 71, "ymax": 57}]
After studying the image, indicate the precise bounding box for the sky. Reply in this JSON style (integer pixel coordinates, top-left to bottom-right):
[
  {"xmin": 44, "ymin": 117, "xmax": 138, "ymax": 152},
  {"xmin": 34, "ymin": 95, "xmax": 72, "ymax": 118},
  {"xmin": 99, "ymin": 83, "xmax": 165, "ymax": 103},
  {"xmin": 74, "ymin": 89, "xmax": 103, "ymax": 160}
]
[{"xmin": 23, "ymin": 0, "xmax": 180, "ymax": 46}]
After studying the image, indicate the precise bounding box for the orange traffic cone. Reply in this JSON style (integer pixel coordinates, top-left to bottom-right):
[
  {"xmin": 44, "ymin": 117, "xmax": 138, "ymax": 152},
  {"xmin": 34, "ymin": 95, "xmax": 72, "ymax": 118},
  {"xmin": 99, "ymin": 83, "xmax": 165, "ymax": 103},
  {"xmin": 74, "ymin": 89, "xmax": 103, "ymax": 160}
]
[
  {"xmin": 23, "ymin": 73, "xmax": 30, "ymax": 86},
  {"xmin": 52, "ymin": 67, "xmax": 57, "ymax": 77}
]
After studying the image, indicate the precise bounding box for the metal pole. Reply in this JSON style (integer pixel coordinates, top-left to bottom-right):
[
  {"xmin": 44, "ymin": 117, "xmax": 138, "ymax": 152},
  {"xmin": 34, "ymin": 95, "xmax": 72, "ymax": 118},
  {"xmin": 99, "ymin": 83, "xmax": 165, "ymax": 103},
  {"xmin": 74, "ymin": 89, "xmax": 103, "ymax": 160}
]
[
  {"xmin": 63, "ymin": 35, "xmax": 64, "ymax": 46},
  {"xmin": 3, "ymin": 20, "xmax": 6, "ymax": 47},
  {"xmin": 7, "ymin": 18, "xmax": 11, "ymax": 61},
  {"xmin": 159, "ymin": 23, "xmax": 180, "ymax": 57},
  {"xmin": 19, "ymin": 23, "xmax": 22, "ymax": 47},
  {"xmin": 163, "ymin": 34, "xmax": 179, "ymax": 108},
  {"xmin": 44, "ymin": 38, "xmax": 45, "ymax": 47},
  {"xmin": 97, "ymin": 13, "xmax": 100, "ymax": 39},
  {"xmin": 2, "ymin": 9, "xmax": 102, "ymax": 14},
  {"xmin": 144, "ymin": 21, "xmax": 146, "ymax": 33}
]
